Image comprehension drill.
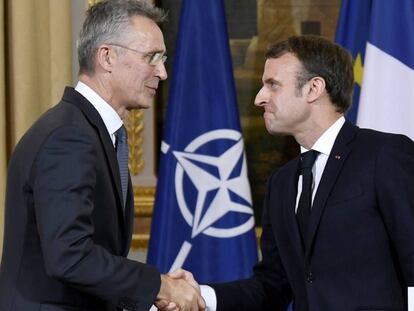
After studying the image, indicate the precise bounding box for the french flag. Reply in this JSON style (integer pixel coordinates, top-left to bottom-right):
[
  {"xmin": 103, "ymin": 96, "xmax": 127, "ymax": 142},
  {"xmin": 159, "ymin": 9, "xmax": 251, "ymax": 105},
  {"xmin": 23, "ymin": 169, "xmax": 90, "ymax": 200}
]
[
  {"xmin": 357, "ymin": 0, "xmax": 414, "ymax": 140},
  {"xmin": 336, "ymin": 0, "xmax": 414, "ymax": 140}
]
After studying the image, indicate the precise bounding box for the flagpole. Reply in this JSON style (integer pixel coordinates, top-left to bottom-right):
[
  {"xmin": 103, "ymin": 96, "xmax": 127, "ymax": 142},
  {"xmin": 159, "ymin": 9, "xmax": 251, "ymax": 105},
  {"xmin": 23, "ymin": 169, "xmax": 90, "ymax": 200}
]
[{"xmin": 169, "ymin": 240, "xmax": 192, "ymax": 272}]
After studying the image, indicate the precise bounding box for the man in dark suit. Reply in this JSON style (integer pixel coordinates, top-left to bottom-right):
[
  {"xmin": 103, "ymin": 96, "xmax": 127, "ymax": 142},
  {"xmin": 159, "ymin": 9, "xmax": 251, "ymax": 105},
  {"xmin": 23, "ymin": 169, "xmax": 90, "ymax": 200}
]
[
  {"xmin": 0, "ymin": 1, "xmax": 204, "ymax": 311},
  {"xmin": 166, "ymin": 35, "xmax": 414, "ymax": 311}
]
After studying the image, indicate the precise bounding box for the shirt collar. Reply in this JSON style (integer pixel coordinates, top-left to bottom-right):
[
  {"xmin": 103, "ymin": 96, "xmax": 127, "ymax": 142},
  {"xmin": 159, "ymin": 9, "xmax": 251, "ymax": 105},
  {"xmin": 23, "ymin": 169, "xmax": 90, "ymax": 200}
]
[
  {"xmin": 75, "ymin": 81, "xmax": 123, "ymax": 136},
  {"xmin": 300, "ymin": 116, "xmax": 346, "ymax": 156}
]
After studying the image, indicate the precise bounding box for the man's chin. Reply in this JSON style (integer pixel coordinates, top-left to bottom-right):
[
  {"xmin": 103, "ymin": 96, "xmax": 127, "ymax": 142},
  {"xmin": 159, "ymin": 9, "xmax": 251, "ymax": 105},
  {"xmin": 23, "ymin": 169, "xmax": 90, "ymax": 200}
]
[
  {"xmin": 138, "ymin": 103, "xmax": 151, "ymax": 109},
  {"xmin": 265, "ymin": 125, "xmax": 288, "ymax": 137},
  {"xmin": 265, "ymin": 123, "xmax": 278, "ymax": 135},
  {"xmin": 130, "ymin": 98, "xmax": 152, "ymax": 110},
  {"xmin": 140, "ymin": 93, "xmax": 156, "ymax": 108}
]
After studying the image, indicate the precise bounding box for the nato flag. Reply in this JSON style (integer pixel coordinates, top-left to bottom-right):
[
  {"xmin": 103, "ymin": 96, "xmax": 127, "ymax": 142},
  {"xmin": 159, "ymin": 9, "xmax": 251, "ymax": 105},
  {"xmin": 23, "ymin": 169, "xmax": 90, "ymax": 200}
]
[{"xmin": 147, "ymin": 0, "xmax": 258, "ymax": 283}]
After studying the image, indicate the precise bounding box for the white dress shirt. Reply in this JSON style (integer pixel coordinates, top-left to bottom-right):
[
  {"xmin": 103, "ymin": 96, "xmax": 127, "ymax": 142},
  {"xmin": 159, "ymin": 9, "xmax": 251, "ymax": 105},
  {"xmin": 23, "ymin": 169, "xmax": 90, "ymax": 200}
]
[
  {"xmin": 295, "ymin": 116, "xmax": 345, "ymax": 213},
  {"xmin": 201, "ymin": 116, "xmax": 346, "ymax": 311},
  {"xmin": 75, "ymin": 81, "xmax": 123, "ymax": 146}
]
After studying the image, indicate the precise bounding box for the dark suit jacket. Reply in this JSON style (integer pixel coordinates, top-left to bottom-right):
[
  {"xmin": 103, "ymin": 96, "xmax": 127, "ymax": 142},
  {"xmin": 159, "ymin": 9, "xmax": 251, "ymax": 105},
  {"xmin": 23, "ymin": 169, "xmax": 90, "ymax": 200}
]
[
  {"xmin": 0, "ymin": 87, "xmax": 160, "ymax": 311},
  {"xmin": 213, "ymin": 120, "xmax": 414, "ymax": 311}
]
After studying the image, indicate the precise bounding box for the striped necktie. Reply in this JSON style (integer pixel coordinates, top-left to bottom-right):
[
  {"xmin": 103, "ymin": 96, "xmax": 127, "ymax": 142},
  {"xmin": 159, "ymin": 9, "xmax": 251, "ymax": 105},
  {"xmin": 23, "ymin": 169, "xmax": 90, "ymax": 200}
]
[{"xmin": 116, "ymin": 125, "xmax": 129, "ymax": 207}]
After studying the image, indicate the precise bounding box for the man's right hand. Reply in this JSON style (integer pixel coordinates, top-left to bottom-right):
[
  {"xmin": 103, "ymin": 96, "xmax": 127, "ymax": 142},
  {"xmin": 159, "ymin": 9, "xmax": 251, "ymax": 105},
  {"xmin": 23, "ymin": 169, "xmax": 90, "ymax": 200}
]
[
  {"xmin": 168, "ymin": 269, "xmax": 200, "ymax": 292},
  {"xmin": 155, "ymin": 274, "xmax": 205, "ymax": 311}
]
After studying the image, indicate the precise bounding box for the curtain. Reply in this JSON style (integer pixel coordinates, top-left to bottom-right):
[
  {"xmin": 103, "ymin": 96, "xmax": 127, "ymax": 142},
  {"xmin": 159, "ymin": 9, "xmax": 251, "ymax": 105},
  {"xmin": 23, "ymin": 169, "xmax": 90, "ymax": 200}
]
[
  {"xmin": 0, "ymin": 0, "xmax": 73, "ymax": 257},
  {"xmin": 0, "ymin": 0, "xmax": 6, "ymax": 259}
]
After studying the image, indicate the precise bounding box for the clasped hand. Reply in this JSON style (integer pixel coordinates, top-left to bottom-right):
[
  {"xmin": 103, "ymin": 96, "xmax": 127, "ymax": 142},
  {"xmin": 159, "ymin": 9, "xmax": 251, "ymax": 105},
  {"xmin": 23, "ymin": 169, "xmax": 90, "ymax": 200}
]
[{"xmin": 155, "ymin": 269, "xmax": 205, "ymax": 311}]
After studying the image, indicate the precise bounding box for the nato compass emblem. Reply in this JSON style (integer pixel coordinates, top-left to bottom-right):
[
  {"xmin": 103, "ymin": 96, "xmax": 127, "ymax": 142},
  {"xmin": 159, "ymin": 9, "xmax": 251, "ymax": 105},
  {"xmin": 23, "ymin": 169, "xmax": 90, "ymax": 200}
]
[{"xmin": 161, "ymin": 129, "xmax": 255, "ymax": 271}]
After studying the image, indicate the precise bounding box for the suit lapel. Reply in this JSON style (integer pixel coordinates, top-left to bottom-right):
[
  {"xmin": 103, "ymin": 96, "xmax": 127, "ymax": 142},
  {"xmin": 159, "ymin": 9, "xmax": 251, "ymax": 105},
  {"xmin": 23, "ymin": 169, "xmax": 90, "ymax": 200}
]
[
  {"xmin": 305, "ymin": 121, "xmax": 358, "ymax": 258},
  {"xmin": 284, "ymin": 158, "xmax": 305, "ymax": 258},
  {"xmin": 62, "ymin": 88, "xmax": 125, "ymax": 225}
]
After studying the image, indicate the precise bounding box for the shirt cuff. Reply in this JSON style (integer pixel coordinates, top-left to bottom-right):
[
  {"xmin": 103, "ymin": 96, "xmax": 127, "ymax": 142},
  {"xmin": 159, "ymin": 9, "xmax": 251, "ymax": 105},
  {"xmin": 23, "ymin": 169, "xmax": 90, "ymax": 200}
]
[{"xmin": 200, "ymin": 285, "xmax": 217, "ymax": 311}]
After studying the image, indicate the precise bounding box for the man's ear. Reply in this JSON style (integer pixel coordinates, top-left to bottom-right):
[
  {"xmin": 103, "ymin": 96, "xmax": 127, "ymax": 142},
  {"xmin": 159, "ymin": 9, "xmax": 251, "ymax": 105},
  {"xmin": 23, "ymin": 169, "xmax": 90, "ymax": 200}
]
[
  {"xmin": 306, "ymin": 76, "xmax": 326, "ymax": 102},
  {"xmin": 96, "ymin": 45, "xmax": 114, "ymax": 72}
]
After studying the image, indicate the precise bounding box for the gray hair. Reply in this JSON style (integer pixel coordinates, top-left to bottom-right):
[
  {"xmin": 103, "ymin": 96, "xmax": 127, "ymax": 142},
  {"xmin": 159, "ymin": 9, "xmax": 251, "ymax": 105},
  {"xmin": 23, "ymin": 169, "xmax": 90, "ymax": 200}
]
[{"xmin": 77, "ymin": 0, "xmax": 166, "ymax": 75}]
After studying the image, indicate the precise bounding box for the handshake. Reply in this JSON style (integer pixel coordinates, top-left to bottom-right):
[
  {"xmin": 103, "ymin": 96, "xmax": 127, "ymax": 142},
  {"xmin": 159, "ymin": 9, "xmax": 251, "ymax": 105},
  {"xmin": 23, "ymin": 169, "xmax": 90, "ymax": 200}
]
[{"xmin": 155, "ymin": 269, "xmax": 206, "ymax": 311}]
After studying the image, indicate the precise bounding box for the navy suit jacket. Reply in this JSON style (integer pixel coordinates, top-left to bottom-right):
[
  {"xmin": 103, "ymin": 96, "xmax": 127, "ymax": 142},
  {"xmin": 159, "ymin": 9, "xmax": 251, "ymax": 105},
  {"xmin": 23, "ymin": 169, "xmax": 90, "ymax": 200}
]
[
  {"xmin": 0, "ymin": 87, "xmax": 160, "ymax": 311},
  {"xmin": 213, "ymin": 120, "xmax": 414, "ymax": 311}
]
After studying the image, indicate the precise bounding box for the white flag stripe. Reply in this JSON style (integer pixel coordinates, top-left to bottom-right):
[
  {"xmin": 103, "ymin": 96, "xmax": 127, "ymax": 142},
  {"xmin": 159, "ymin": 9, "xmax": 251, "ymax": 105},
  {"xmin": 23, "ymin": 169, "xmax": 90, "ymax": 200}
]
[{"xmin": 357, "ymin": 42, "xmax": 414, "ymax": 140}]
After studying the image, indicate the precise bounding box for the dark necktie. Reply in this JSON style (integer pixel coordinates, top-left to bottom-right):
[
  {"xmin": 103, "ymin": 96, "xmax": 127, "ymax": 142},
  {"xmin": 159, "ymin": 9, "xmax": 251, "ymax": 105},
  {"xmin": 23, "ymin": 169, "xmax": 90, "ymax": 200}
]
[
  {"xmin": 116, "ymin": 125, "xmax": 129, "ymax": 207},
  {"xmin": 297, "ymin": 150, "xmax": 319, "ymax": 247}
]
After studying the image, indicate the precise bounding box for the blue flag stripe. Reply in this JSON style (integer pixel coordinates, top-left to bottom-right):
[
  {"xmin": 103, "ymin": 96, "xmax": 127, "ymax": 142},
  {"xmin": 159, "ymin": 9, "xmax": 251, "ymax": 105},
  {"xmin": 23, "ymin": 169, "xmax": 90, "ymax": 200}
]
[
  {"xmin": 335, "ymin": 0, "xmax": 372, "ymax": 59},
  {"xmin": 369, "ymin": 1, "xmax": 414, "ymax": 69},
  {"xmin": 335, "ymin": 0, "xmax": 373, "ymax": 124}
]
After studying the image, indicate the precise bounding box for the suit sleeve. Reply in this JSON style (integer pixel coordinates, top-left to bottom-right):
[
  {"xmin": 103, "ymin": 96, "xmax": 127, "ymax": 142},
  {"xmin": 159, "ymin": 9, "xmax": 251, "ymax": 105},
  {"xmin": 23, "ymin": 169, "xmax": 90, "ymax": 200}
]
[
  {"xmin": 31, "ymin": 125, "xmax": 160, "ymax": 311},
  {"xmin": 212, "ymin": 172, "xmax": 292, "ymax": 311},
  {"xmin": 376, "ymin": 134, "xmax": 414, "ymax": 286}
]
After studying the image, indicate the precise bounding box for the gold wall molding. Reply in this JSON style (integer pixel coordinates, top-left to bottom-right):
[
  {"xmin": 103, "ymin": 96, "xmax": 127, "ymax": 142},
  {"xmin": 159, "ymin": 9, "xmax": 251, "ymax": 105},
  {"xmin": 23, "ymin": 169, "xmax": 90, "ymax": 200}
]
[
  {"xmin": 126, "ymin": 110, "xmax": 145, "ymax": 176},
  {"xmin": 88, "ymin": 0, "xmax": 100, "ymax": 6},
  {"xmin": 132, "ymin": 233, "xmax": 150, "ymax": 249},
  {"xmin": 132, "ymin": 186, "xmax": 155, "ymax": 249},
  {"xmin": 133, "ymin": 186, "xmax": 155, "ymax": 216}
]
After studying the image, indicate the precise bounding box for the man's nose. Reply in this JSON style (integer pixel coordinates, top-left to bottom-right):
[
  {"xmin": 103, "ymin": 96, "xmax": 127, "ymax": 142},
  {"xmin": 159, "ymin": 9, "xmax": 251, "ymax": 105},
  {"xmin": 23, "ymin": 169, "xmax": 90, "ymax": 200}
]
[
  {"xmin": 155, "ymin": 62, "xmax": 168, "ymax": 80},
  {"xmin": 254, "ymin": 86, "xmax": 267, "ymax": 107}
]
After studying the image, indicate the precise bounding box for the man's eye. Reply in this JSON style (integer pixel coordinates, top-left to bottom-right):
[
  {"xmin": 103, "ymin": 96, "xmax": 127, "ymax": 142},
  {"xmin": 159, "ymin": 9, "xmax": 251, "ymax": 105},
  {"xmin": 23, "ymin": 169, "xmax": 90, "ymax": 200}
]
[
  {"xmin": 146, "ymin": 53, "xmax": 156, "ymax": 61},
  {"xmin": 145, "ymin": 52, "xmax": 167, "ymax": 66},
  {"xmin": 269, "ymin": 82, "xmax": 278, "ymax": 89}
]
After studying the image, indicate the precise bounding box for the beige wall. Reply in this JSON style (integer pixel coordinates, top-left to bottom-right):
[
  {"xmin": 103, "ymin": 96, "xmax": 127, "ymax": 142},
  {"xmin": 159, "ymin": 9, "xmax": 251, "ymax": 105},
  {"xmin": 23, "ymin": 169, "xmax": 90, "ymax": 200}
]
[{"xmin": 0, "ymin": 0, "xmax": 73, "ymax": 258}]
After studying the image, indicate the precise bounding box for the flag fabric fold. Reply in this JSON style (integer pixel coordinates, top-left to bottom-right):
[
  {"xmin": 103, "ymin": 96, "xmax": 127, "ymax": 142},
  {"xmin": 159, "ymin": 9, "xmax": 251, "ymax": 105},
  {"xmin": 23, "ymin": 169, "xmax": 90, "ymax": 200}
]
[
  {"xmin": 147, "ymin": 0, "xmax": 258, "ymax": 283},
  {"xmin": 336, "ymin": 0, "xmax": 414, "ymax": 140}
]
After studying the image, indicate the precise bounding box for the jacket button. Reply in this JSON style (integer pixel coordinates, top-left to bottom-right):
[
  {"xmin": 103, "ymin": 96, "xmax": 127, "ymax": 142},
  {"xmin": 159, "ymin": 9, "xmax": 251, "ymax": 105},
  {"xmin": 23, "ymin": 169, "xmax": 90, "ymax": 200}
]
[{"xmin": 306, "ymin": 272, "xmax": 314, "ymax": 283}]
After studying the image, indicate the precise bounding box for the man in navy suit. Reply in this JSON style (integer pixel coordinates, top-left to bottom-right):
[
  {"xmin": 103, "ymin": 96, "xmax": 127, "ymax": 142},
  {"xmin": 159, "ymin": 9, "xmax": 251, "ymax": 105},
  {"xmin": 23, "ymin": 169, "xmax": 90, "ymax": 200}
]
[
  {"xmin": 0, "ymin": 1, "xmax": 204, "ymax": 311},
  {"xmin": 166, "ymin": 35, "xmax": 414, "ymax": 311}
]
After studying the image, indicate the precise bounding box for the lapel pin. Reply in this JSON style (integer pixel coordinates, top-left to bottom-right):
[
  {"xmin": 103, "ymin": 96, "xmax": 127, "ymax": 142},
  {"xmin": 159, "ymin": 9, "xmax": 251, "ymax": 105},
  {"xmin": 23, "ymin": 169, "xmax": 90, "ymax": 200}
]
[{"xmin": 335, "ymin": 155, "xmax": 341, "ymax": 160}]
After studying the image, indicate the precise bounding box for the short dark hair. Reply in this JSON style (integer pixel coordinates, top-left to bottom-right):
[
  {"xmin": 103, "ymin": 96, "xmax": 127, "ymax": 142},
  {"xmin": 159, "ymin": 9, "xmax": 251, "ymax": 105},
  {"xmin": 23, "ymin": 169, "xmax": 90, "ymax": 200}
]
[
  {"xmin": 77, "ymin": 0, "xmax": 167, "ymax": 75},
  {"xmin": 265, "ymin": 35, "xmax": 354, "ymax": 113}
]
